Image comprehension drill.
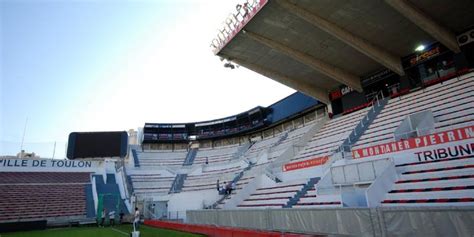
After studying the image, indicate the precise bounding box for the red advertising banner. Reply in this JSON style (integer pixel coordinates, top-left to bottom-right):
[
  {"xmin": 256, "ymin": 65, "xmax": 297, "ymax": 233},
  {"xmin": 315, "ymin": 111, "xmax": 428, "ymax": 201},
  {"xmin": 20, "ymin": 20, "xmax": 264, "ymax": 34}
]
[
  {"xmin": 352, "ymin": 125, "xmax": 474, "ymax": 159},
  {"xmin": 283, "ymin": 156, "xmax": 329, "ymax": 172}
]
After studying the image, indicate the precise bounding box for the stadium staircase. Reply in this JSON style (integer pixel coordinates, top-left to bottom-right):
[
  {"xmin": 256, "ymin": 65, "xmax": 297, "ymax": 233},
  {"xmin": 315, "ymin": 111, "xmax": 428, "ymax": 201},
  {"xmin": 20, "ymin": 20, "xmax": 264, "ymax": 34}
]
[
  {"xmin": 126, "ymin": 175, "xmax": 135, "ymax": 194},
  {"xmin": 338, "ymin": 92, "xmax": 388, "ymax": 154},
  {"xmin": 94, "ymin": 174, "xmax": 129, "ymax": 215},
  {"xmin": 271, "ymin": 132, "xmax": 289, "ymax": 149},
  {"xmin": 267, "ymin": 117, "xmax": 328, "ymax": 174},
  {"xmin": 210, "ymin": 161, "xmax": 256, "ymax": 209},
  {"xmin": 85, "ymin": 184, "xmax": 95, "ymax": 218},
  {"xmin": 169, "ymin": 173, "xmax": 187, "ymax": 193},
  {"xmin": 232, "ymin": 143, "xmax": 252, "ymax": 160},
  {"xmin": 283, "ymin": 177, "xmax": 320, "ymax": 208},
  {"xmin": 132, "ymin": 149, "xmax": 140, "ymax": 167},
  {"xmin": 183, "ymin": 148, "xmax": 198, "ymax": 166}
]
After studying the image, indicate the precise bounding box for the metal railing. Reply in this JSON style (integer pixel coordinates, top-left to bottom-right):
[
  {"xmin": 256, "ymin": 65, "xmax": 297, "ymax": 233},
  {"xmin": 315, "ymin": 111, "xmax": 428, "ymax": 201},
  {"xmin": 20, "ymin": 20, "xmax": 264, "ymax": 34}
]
[
  {"xmin": 393, "ymin": 127, "xmax": 434, "ymax": 141},
  {"xmin": 330, "ymin": 158, "xmax": 392, "ymax": 186},
  {"xmin": 332, "ymin": 90, "xmax": 386, "ymax": 155},
  {"xmin": 210, "ymin": 0, "xmax": 266, "ymax": 53}
]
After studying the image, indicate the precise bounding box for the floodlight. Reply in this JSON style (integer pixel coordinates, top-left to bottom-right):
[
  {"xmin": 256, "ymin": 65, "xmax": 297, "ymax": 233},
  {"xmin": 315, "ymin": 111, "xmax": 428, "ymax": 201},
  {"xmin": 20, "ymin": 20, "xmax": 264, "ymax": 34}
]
[{"xmin": 415, "ymin": 44, "xmax": 425, "ymax": 52}]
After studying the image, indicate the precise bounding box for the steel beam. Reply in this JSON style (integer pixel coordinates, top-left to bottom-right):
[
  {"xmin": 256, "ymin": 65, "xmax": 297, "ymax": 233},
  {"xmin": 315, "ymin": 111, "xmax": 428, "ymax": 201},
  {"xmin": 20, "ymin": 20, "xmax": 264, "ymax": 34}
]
[
  {"xmin": 385, "ymin": 0, "xmax": 460, "ymax": 53},
  {"xmin": 277, "ymin": 0, "xmax": 404, "ymax": 76},
  {"xmin": 244, "ymin": 30, "xmax": 363, "ymax": 92}
]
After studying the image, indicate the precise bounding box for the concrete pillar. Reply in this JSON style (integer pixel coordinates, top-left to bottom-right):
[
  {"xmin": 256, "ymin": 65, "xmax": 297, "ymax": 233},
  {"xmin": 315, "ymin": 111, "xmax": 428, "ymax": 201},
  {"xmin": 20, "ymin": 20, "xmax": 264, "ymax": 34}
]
[
  {"xmin": 243, "ymin": 31, "xmax": 363, "ymax": 92},
  {"xmin": 232, "ymin": 58, "xmax": 331, "ymax": 104},
  {"xmin": 385, "ymin": 0, "xmax": 460, "ymax": 53},
  {"xmin": 277, "ymin": 0, "xmax": 404, "ymax": 76}
]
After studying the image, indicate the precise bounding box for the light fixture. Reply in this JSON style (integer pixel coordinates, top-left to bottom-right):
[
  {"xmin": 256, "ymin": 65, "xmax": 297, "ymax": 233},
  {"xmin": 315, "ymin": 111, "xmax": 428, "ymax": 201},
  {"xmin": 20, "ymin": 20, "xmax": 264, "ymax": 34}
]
[
  {"xmin": 224, "ymin": 62, "xmax": 235, "ymax": 69},
  {"xmin": 415, "ymin": 44, "xmax": 425, "ymax": 52}
]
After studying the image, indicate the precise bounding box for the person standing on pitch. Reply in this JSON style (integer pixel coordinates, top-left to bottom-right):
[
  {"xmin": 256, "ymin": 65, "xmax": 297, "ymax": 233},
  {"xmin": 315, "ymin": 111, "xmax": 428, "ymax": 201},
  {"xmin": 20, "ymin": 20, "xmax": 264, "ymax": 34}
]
[
  {"xmin": 100, "ymin": 208, "xmax": 106, "ymax": 227},
  {"xmin": 133, "ymin": 207, "xmax": 140, "ymax": 230},
  {"xmin": 109, "ymin": 210, "xmax": 116, "ymax": 226},
  {"xmin": 119, "ymin": 210, "xmax": 125, "ymax": 224}
]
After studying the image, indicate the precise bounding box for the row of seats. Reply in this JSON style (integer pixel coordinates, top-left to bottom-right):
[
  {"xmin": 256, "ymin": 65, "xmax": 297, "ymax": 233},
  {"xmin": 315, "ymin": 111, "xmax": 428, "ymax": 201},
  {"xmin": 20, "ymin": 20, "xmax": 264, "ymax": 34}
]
[
  {"xmin": 193, "ymin": 144, "xmax": 243, "ymax": 164},
  {"xmin": 231, "ymin": 74, "xmax": 474, "ymax": 209},
  {"xmin": 245, "ymin": 134, "xmax": 286, "ymax": 161},
  {"xmin": 353, "ymin": 75, "xmax": 474, "ymax": 150},
  {"xmin": 0, "ymin": 172, "xmax": 91, "ymax": 222},
  {"xmin": 293, "ymin": 189, "xmax": 342, "ymax": 208},
  {"xmin": 382, "ymin": 155, "xmax": 474, "ymax": 206},
  {"xmin": 129, "ymin": 173, "xmax": 175, "ymax": 195},
  {"xmin": 135, "ymin": 149, "xmax": 188, "ymax": 167},
  {"xmin": 182, "ymin": 164, "xmax": 244, "ymax": 192},
  {"xmin": 237, "ymin": 179, "xmax": 307, "ymax": 208},
  {"xmin": 0, "ymin": 172, "xmax": 91, "ymax": 184},
  {"xmin": 129, "ymin": 73, "xmax": 474, "ymax": 209},
  {"xmin": 291, "ymin": 108, "xmax": 368, "ymax": 162},
  {"xmin": 266, "ymin": 122, "xmax": 315, "ymax": 163}
]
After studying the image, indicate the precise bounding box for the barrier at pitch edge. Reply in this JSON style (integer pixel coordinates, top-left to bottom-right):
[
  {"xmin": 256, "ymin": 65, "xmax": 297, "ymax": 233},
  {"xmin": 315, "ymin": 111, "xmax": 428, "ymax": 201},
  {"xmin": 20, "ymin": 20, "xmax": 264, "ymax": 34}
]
[
  {"xmin": 352, "ymin": 125, "xmax": 474, "ymax": 159},
  {"xmin": 144, "ymin": 220, "xmax": 312, "ymax": 237}
]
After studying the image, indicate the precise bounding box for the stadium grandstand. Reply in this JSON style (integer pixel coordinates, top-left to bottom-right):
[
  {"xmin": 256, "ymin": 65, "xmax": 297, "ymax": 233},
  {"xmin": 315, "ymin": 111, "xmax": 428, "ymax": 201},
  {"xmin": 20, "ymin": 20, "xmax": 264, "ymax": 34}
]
[{"xmin": 1, "ymin": 0, "xmax": 474, "ymax": 236}]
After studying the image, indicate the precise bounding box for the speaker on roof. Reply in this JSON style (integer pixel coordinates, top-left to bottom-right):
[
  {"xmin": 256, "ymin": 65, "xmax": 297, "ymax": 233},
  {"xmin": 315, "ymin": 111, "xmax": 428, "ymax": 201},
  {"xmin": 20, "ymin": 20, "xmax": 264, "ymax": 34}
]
[{"xmin": 457, "ymin": 29, "xmax": 474, "ymax": 47}]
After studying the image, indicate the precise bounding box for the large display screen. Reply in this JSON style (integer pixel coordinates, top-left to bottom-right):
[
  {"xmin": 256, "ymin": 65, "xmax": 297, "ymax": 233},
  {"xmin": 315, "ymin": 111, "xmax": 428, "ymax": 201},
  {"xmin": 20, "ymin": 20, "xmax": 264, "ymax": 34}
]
[{"xmin": 67, "ymin": 131, "xmax": 128, "ymax": 159}]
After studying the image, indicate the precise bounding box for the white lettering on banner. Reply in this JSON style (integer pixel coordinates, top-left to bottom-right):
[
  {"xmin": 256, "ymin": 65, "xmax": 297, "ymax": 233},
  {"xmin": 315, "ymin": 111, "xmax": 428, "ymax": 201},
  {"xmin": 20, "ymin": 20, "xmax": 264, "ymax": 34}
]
[
  {"xmin": 341, "ymin": 86, "xmax": 353, "ymax": 95},
  {"xmin": 352, "ymin": 125, "xmax": 474, "ymax": 159},
  {"xmin": 0, "ymin": 159, "xmax": 93, "ymax": 168}
]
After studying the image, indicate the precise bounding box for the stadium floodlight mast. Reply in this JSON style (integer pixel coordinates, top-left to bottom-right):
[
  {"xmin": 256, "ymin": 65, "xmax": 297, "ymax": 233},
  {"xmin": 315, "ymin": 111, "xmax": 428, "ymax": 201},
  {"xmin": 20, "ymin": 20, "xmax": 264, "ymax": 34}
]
[{"xmin": 19, "ymin": 117, "xmax": 28, "ymax": 158}]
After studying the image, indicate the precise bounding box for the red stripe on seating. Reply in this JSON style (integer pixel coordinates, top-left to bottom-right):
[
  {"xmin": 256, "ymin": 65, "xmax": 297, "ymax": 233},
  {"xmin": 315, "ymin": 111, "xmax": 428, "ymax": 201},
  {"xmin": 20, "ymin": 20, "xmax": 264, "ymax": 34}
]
[
  {"xmin": 295, "ymin": 202, "xmax": 341, "ymax": 206},
  {"xmin": 245, "ymin": 196, "xmax": 291, "ymax": 201},
  {"xmin": 383, "ymin": 198, "xmax": 474, "ymax": 204},
  {"xmin": 237, "ymin": 204, "xmax": 283, "ymax": 207},
  {"xmin": 252, "ymin": 190, "xmax": 300, "ymax": 196},
  {"xmin": 402, "ymin": 164, "xmax": 474, "ymax": 175},
  {"xmin": 390, "ymin": 185, "xmax": 474, "ymax": 193},
  {"xmin": 396, "ymin": 175, "xmax": 474, "ymax": 184},
  {"xmin": 257, "ymin": 183, "xmax": 304, "ymax": 190}
]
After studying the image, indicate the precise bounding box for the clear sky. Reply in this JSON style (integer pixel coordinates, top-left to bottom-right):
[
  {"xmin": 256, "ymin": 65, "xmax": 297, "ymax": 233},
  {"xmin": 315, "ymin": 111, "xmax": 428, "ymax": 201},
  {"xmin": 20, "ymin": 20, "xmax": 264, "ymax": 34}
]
[{"xmin": 0, "ymin": 0, "xmax": 294, "ymax": 158}]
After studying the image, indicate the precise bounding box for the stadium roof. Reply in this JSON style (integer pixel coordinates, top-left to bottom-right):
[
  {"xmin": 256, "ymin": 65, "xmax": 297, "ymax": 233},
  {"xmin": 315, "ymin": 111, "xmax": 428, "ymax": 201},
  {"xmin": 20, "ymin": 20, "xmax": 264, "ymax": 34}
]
[{"xmin": 212, "ymin": 0, "xmax": 474, "ymax": 104}]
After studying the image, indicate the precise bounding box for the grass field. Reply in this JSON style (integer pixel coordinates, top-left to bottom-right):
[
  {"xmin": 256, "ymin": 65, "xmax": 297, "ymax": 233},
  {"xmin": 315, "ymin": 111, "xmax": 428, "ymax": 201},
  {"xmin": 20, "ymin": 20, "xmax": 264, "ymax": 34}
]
[{"xmin": 1, "ymin": 224, "xmax": 203, "ymax": 237}]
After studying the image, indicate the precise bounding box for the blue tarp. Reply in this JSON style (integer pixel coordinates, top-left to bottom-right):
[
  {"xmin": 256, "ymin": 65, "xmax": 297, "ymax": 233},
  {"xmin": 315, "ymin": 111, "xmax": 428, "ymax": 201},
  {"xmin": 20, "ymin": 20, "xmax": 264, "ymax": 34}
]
[{"xmin": 268, "ymin": 92, "xmax": 319, "ymax": 123}]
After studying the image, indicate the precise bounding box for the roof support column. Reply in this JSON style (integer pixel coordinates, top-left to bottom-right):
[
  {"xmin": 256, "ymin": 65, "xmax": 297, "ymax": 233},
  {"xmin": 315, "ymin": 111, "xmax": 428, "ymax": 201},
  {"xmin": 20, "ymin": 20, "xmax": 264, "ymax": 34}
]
[
  {"xmin": 243, "ymin": 30, "xmax": 363, "ymax": 92},
  {"xmin": 277, "ymin": 0, "xmax": 404, "ymax": 76},
  {"xmin": 384, "ymin": 0, "xmax": 460, "ymax": 53},
  {"xmin": 231, "ymin": 58, "xmax": 330, "ymax": 104}
]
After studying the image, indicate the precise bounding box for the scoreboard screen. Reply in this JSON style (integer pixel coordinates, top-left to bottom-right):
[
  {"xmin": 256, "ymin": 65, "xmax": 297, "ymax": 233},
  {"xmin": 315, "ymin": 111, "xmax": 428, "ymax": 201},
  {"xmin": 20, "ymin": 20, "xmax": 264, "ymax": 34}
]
[{"xmin": 67, "ymin": 131, "xmax": 128, "ymax": 159}]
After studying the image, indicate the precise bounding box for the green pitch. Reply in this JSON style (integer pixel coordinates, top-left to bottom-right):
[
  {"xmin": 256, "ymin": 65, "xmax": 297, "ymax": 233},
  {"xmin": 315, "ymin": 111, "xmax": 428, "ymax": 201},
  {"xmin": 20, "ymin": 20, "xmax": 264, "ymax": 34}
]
[{"xmin": 1, "ymin": 224, "xmax": 203, "ymax": 237}]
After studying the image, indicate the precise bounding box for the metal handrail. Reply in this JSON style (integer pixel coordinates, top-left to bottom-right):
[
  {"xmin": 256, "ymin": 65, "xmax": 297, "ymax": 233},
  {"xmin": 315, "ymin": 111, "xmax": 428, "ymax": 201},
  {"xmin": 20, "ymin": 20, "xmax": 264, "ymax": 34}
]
[
  {"xmin": 393, "ymin": 127, "xmax": 434, "ymax": 140},
  {"xmin": 332, "ymin": 90, "xmax": 385, "ymax": 155}
]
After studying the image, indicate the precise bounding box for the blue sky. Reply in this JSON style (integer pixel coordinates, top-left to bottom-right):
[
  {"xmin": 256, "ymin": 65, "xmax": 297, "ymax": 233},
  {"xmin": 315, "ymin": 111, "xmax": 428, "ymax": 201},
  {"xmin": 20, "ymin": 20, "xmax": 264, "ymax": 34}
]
[{"xmin": 0, "ymin": 0, "xmax": 294, "ymax": 158}]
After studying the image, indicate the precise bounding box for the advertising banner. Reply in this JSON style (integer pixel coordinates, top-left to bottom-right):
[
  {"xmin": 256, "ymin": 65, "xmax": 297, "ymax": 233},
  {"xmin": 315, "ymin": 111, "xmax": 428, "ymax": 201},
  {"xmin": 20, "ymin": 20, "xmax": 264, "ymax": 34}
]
[
  {"xmin": 352, "ymin": 125, "xmax": 474, "ymax": 164},
  {"xmin": 283, "ymin": 156, "xmax": 329, "ymax": 172}
]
